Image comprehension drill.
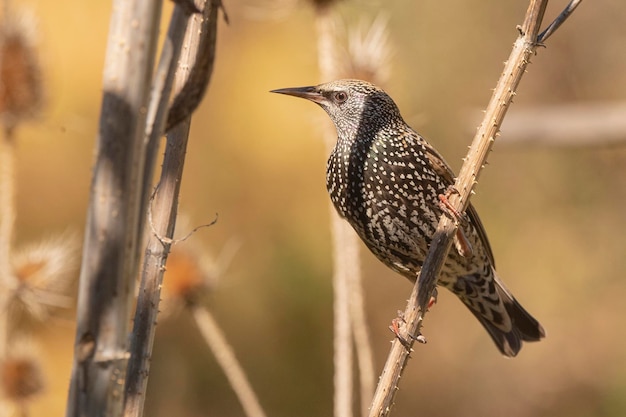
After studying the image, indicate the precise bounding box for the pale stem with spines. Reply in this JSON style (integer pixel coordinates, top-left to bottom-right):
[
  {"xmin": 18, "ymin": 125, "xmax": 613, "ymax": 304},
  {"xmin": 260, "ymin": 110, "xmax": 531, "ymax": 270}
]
[{"xmin": 367, "ymin": 1, "xmax": 582, "ymax": 416}]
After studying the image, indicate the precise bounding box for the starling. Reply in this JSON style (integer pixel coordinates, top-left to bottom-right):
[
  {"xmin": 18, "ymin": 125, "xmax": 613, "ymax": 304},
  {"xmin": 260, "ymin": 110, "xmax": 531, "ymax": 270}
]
[{"xmin": 272, "ymin": 79, "xmax": 545, "ymax": 357}]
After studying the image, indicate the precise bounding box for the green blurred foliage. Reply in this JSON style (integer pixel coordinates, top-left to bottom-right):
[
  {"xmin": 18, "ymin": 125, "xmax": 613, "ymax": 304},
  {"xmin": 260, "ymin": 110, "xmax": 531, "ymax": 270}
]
[{"xmin": 10, "ymin": 0, "xmax": 626, "ymax": 416}]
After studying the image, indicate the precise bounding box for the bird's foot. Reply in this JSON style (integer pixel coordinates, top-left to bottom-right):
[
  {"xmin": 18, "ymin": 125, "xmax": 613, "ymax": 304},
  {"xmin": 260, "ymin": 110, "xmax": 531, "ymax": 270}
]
[
  {"xmin": 389, "ymin": 311, "xmax": 427, "ymax": 351},
  {"xmin": 427, "ymin": 288, "xmax": 438, "ymax": 310},
  {"xmin": 438, "ymin": 187, "xmax": 473, "ymax": 258},
  {"xmin": 438, "ymin": 186, "xmax": 466, "ymax": 225}
]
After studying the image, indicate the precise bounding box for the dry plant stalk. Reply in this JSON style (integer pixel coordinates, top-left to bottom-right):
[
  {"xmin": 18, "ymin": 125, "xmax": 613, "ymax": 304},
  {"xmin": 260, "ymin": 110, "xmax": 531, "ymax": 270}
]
[
  {"xmin": 65, "ymin": 1, "xmax": 163, "ymax": 416},
  {"xmin": 0, "ymin": 135, "xmax": 15, "ymax": 358},
  {"xmin": 123, "ymin": 1, "xmax": 224, "ymax": 416},
  {"xmin": 0, "ymin": 5, "xmax": 80, "ymax": 416},
  {"xmin": 368, "ymin": 1, "xmax": 582, "ymax": 416},
  {"xmin": 161, "ymin": 238, "xmax": 265, "ymax": 417},
  {"xmin": 0, "ymin": 5, "xmax": 44, "ymax": 362},
  {"xmin": 138, "ymin": 2, "xmax": 198, "ymax": 258},
  {"xmin": 314, "ymin": 8, "xmax": 393, "ymax": 417},
  {"xmin": 343, "ymin": 18, "xmax": 392, "ymax": 415},
  {"xmin": 494, "ymin": 101, "xmax": 624, "ymax": 147},
  {"xmin": 190, "ymin": 305, "xmax": 267, "ymax": 417},
  {"xmin": 314, "ymin": 8, "xmax": 356, "ymax": 417}
]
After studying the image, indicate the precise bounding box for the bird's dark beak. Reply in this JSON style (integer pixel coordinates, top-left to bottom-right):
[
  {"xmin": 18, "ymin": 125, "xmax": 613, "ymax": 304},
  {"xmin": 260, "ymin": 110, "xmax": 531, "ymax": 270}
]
[{"xmin": 270, "ymin": 86, "xmax": 325, "ymax": 104}]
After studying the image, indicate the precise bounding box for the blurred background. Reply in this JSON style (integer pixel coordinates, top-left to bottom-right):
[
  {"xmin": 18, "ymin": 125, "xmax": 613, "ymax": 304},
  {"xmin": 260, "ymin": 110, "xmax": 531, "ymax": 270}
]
[{"xmin": 6, "ymin": 0, "xmax": 626, "ymax": 416}]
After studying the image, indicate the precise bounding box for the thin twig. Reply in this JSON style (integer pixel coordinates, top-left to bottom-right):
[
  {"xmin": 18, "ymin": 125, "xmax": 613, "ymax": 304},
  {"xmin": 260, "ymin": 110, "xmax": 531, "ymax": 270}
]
[
  {"xmin": 538, "ymin": 0, "xmax": 583, "ymax": 43},
  {"xmin": 367, "ymin": 1, "xmax": 584, "ymax": 415},
  {"xmin": 148, "ymin": 185, "xmax": 219, "ymax": 245},
  {"xmin": 65, "ymin": 1, "xmax": 163, "ymax": 415},
  {"xmin": 190, "ymin": 305, "xmax": 267, "ymax": 417},
  {"xmin": 488, "ymin": 101, "xmax": 626, "ymax": 147}
]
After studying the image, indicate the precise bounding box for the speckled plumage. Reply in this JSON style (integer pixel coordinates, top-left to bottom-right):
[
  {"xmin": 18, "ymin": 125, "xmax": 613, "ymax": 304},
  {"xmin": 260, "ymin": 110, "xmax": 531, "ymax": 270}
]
[{"xmin": 272, "ymin": 79, "xmax": 545, "ymax": 357}]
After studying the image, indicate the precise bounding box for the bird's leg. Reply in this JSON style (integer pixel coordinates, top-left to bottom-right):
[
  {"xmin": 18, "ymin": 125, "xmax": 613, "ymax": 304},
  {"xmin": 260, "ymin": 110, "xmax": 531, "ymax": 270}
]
[
  {"xmin": 454, "ymin": 229, "xmax": 473, "ymax": 258},
  {"xmin": 438, "ymin": 187, "xmax": 473, "ymax": 258},
  {"xmin": 389, "ymin": 309, "xmax": 429, "ymax": 350},
  {"xmin": 438, "ymin": 186, "xmax": 464, "ymax": 224}
]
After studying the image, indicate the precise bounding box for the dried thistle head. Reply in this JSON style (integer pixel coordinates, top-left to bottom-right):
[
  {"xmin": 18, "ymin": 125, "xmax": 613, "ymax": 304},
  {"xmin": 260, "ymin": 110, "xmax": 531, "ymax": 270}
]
[
  {"xmin": 0, "ymin": 7, "xmax": 43, "ymax": 136},
  {"xmin": 344, "ymin": 15, "xmax": 393, "ymax": 86},
  {"xmin": 162, "ymin": 236, "xmax": 239, "ymax": 315},
  {"xmin": 163, "ymin": 247, "xmax": 215, "ymax": 308},
  {"xmin": 5, "ymin": 232, "xmax": 79, "ymax": 324},
  {"xmin": 0, "ymin": 341, "xmax": 44, "ymax": 405}
]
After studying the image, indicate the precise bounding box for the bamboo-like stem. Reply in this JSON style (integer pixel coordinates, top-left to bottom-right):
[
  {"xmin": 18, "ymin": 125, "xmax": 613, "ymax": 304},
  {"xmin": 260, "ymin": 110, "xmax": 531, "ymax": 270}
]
[
  {"xmin": 191, "ymin": 305, "xmax": 267, "ymax": 417},
  {"xmin": 123, "ymin": 1, "xmax": 223, "ymax": 416},
  {"xmin": 315, "ymin": 9, "xmax": 356, "ymax": 417},
  {"xmin": 367, "ymin": 1, "xmax": 584, "ymax": 415},
  {"xmin": 66, "ymin": 0, "xmax": 163, "ymax": 415}
]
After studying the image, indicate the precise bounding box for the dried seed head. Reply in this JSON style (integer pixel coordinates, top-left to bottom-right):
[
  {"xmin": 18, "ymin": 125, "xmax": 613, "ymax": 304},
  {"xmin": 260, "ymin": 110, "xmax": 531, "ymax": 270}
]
[
  {"xmin": 7, "ymin": 232, "xmax": 79, "ymax": 322},
  {"xmin": 0, "ymin": 344, "xmax": 44, "ymax": 404},
  {"xmin": 163, "ymin": 247, "xmax": 214, "ymax": 307},
  {"xmin": 344, "ymin": 15, "xmax": 393, "ymax": 86},
  {"xmin": 0, "ymin": 8, "xmax": 43, "ymax": 135},
  {"xmin": 159, "ymin": 216, "xmax": 218, "ymax": 312},
  {"xmin": 162, "ymin": 231, "xmax": 239, "ymax": 315},
  {"xmin": 317, "ymin": 14, "xmax": 393, "ymax": 86}
]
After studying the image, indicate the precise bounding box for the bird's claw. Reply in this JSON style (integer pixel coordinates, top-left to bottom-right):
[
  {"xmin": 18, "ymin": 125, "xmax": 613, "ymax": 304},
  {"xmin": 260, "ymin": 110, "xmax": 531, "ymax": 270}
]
[
  {"xmin": 438, "ymin": 186, "xmax": 466, "ymax": 226},
  {"xmin": 438, "ymin": 187, "xmax": 473, "ymax": 258},
  {"xmin": 427, "ymin": 289, "xmax": 438, "ymax": 311},
  {"xmin": 389, "ymin": 311, "xmax": 427, "ymax": 351}
]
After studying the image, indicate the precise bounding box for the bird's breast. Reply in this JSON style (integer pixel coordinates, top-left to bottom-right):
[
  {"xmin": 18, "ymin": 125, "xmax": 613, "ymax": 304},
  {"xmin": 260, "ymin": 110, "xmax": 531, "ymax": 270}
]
[{"xmin": 326, "ymin": 136, "xmax": 442, "ymax": 234}]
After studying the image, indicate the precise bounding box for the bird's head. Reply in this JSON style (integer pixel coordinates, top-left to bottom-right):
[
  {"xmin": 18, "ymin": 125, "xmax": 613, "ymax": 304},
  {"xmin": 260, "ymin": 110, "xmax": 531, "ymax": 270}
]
[{"xmin": 272, "ymin": 79, "xmax": 402, "ymax": 141}]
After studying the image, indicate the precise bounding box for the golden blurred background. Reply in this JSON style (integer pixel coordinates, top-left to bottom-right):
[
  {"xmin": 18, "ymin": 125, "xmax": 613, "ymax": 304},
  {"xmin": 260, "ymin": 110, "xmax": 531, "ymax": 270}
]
[{"xmin": 8, "ymin": 0, "xmax": 626, "ymax": 416}]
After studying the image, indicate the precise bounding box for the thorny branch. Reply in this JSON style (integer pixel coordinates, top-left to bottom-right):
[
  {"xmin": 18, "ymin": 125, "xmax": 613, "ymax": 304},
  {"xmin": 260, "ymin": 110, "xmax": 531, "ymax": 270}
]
[{"xmin": 368, "ymin": 1, "xmax": 583, "ymax": 416}]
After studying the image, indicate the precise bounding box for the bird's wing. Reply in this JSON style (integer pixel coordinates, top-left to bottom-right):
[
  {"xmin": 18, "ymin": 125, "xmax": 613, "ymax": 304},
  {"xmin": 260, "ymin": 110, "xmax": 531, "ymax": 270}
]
[{"xmin": 421, "ymin": 138, "xmax": 496, "ymax": 267}]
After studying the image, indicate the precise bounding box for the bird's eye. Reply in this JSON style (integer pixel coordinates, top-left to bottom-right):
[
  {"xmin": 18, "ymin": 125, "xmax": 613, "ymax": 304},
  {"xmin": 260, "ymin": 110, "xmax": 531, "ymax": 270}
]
[{"xmin": 334, "ymin": 91, "xmax": 348, "ymax": 103}]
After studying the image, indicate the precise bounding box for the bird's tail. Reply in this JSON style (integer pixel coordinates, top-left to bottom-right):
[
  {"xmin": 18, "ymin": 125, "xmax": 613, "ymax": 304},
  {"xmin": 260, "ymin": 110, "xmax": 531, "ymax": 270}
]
[{"xmin": 458, "ymin": 268, "xmax": 545, "ymax": 357}]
